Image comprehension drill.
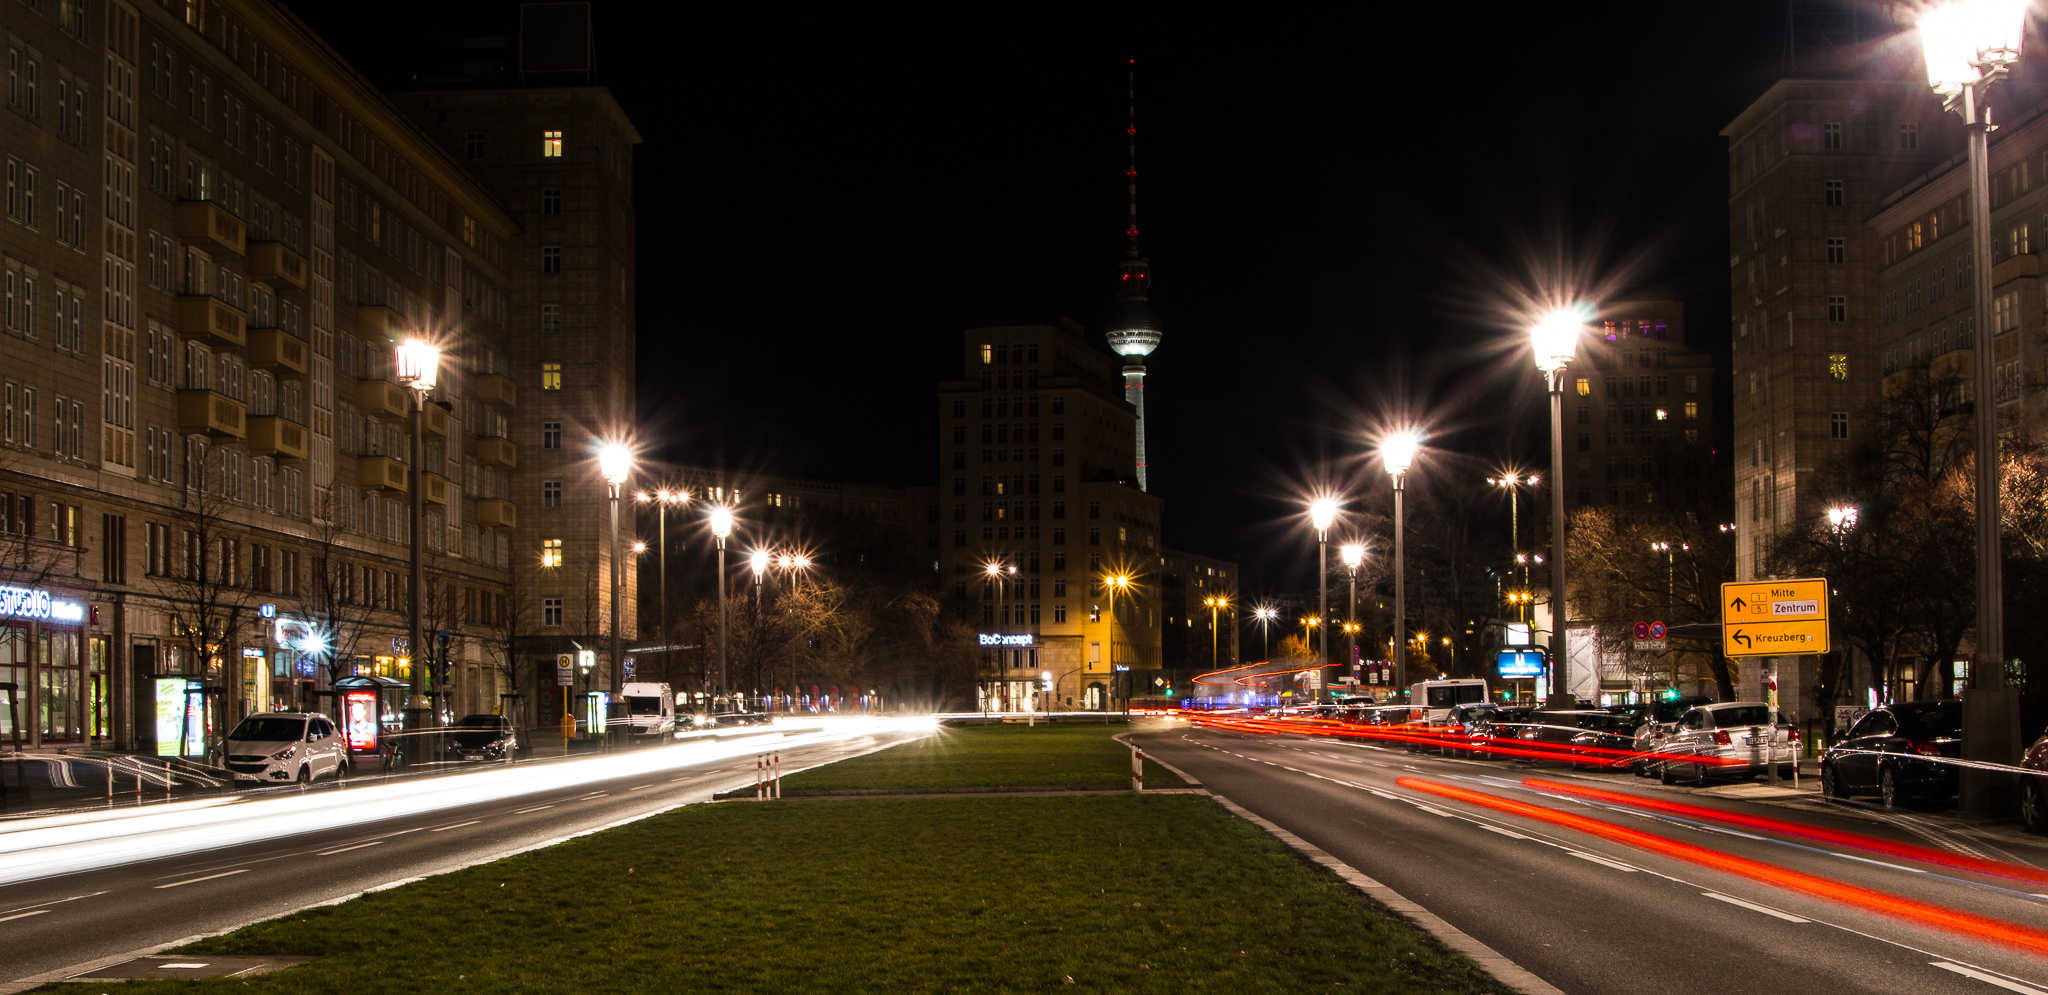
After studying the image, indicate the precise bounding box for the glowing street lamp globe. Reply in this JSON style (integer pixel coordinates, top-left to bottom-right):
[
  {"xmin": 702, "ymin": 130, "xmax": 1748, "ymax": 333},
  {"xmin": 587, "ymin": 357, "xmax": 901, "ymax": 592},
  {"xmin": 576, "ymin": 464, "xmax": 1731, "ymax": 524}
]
[
  {"xmin": 394, "ymin": 339, "xmax": 442, "ymax": 391},
  {"xmin": 1309, "ymin": 498, "xmax": 1339, "ymax": 534},
  {"xmin": 597, "ymin": 443, "xmax": 633, "ymax": 486},
  {"xmin": 1381, "ymin": 431, "xmax": 1422, "ymax": 476},
  {"xmin": 1919, "ymin": 0, "xmax": 2026, "ymax": 94},
  {"xmin": 1529, "ymin": 307, "xmax": 1589, "ymax": 373},
  {"xmin": 750, "ymin": 550, "xmax": 769, "ymax": 579},
  {"xmin": 1340, "ymin": 544, "xmax": 1364, "ymax": 569},
  {"xmin": 709, "ymin": 506, "xmax": 734, "ymax": 540}
]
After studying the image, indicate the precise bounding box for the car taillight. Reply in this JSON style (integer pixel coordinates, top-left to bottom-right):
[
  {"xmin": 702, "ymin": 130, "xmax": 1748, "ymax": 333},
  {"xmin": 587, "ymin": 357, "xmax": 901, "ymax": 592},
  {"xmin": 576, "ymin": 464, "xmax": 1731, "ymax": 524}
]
[
  {"xmin": 1785, "ymin": 725, "xmax": 1800, "ymax": 742},
  {"xmin": 1905, "ymin": 740, "xmax": 1939, "ymax": 756},
  {"xmin": 1712, "ymin": 730, "xmax": 1731, "ymax": 746}
]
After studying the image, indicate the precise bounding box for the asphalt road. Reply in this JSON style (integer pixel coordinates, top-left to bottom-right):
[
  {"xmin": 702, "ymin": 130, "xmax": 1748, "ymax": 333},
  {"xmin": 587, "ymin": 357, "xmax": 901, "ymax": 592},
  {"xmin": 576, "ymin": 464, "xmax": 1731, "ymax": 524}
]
[
  {"xmin": 0, "ymin": 726, "xmax": 918, "ymax": 987},
  {"xmin": 1136, "ymin": 721, "xmax": 2048, "ymax": 995}
]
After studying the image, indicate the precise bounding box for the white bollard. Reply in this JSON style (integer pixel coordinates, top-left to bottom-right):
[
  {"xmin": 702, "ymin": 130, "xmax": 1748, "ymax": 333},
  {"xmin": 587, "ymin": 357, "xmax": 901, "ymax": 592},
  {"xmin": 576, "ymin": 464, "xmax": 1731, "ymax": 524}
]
[
  {"xmin": 773, "ymin": 752, "xmax": 782, "ymax": 799},
  {"xmin": 1130, "ymin": 743, "xmax": 1144, "ymax": 793}
]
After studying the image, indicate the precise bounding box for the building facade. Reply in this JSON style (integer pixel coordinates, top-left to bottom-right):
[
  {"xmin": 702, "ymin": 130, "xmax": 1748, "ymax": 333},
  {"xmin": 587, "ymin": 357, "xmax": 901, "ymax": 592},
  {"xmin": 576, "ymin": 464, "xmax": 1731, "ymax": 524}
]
[
  {"xmin": 0, "ymin": 0, "xmax": 637, "ymax": 753},
  {"xmin": 1721, "ymin": 79, "xmax": 1951, "ymax": 580},
  {"xmin": 936, "ymin": 319, "xmax": 1162, "ymax": 712},
  {"xmin": 1559, "ymin": 300, "xmax": 1719, "ymax": 521}
]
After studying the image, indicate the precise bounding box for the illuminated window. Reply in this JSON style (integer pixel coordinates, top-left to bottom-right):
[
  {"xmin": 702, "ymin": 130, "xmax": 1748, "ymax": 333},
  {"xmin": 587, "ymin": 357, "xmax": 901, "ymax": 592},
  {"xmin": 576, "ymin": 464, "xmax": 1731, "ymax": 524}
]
[
  {"xmin": 1684, "ymin": 402, "xmax": 1698, "ymax": 421},
  {"xmin": 541, "ymin": 538, "xmax": 563, "ymax": 568},
  {"xmin": 1654, "ymin": 409, "xmax": 1668, "ymax": 421},
  {"xmin": 542, "ymin": 129, "xmax": 562, "ymax": 157},
  {"xmin": 1575, "ymin": 377, "xmax": 1589, "ymax": 396},
  {"xmin": 542, "ymin": 597, "xmax": 562, "ymax": 626},
  {"xmin": 541, "ymin": 362, "xmax": 562, "ymax": 390},
  {"xmin": 980, "ymin": 343, "xmax": 992, "ymax": 365},
  {"xmin": 1828, "ymin": 354, "xmax": 1849, "ymax": 380}
]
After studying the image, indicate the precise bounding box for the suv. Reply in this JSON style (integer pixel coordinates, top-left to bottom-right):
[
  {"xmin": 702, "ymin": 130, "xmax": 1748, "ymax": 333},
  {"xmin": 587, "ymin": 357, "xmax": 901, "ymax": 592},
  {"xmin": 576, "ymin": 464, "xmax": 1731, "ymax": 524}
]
[
  {"xmin": 1653, "ymin": 702, "xmax": 1797, "ymax": 784},
  {"xmin": 1821, "ymin": 701, "xmax": 1963, "ymax": 808},
  {"xmin": 223, "ymin": 712, "xmax": 348, "ymax": 785},
  {"xmin": 448, "ymin": 714, "xmax": 519, "ymax": 761},
  {"xmin": 2021, "ymin": 723, "xmax": 2048, "ymax": 833}
]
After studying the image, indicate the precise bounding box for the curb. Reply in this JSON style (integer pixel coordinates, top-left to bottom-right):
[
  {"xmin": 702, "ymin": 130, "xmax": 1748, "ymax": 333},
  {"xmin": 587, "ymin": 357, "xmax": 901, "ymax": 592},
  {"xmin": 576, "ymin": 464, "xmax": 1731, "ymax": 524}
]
[{"xmin": 1132, "ymin": 735, "xmax": 1565, "ymax": 995}]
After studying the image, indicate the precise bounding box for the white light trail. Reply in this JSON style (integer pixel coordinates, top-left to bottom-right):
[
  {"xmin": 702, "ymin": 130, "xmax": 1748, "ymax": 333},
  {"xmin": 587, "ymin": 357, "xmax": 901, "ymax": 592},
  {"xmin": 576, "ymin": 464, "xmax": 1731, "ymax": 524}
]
[{"xmin": 0, "ymin": 716, "xmax": 931, "ymax": 887}]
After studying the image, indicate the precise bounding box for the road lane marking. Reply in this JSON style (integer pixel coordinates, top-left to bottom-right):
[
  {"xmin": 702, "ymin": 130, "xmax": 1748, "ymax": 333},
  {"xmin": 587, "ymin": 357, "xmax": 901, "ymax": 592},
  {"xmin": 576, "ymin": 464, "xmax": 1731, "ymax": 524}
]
[
  {"xmin": 629, "ymin": 784, "xmax": 657, "ymax": 791},
  {"xmin": 429, "ymin": 820, "xmax": 481, "ymax": 832},
  {"xmin": 1412, "ymin": 805, "xmax": 1458, "ymax": 818},
  {"xmin": 1568, "ymin": 852, "xmax": 1641, "ymax": 873},
  {"xmin": 0, "ymin": 909, "xmax": 50, "ymax": 921},
  {"xmin": 512, "ymin": 804, "xmax": 555, "ymax": 814},
  {"xmin": 155, "ymin": 869, "xmax": 249, "ymax": 889},
  {"xmin": 1702, "ymin": 892, "xmax": 1808, "ymax": 922},
  {"xmin": 315, "ymin": 841, "xmax": 384, "ymax": 856},
  {"xmin": 1931, "ymin": 961, "xmax": 2048, "ymax": 994},
  {"xmin": 0, "ymin": 891, "xmax": 106, "ymax": 917},
  {"xmin": 1481, "ymin": 826, "xmax": 1531, "ymax": 840},
  {"xmin": 577, "ymin": 791, "xmax": 609, "ymax": 799}
]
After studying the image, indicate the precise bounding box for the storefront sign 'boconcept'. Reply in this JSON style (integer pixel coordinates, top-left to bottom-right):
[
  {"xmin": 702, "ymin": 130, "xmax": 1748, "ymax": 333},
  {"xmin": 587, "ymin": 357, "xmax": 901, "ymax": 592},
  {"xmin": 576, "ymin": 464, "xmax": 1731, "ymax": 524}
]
[{"xmin": 0, "ymin": 586, "xmax": 84, "ymax": 623}]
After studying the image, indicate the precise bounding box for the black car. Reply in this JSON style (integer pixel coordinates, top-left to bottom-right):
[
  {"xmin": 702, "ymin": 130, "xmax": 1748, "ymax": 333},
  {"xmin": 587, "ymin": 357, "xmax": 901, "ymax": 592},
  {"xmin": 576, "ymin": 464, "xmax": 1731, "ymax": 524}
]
[
  {"xmin": 1440, "ymin": 703, "xmax": 1533, "ymax": 758},
  {"xmin": 447, "ymin": 714, "xmax": 518, "ymax": 761},
  {"xmin": 1820, "ymin": 701, "xmax": 1962, "ymax": 808},
  {"xmin": 1570, "ymin": 713, "xmax": 1645, "ymax": 770},
  {"xmin": 1514, "ymin": 710, "xmax": 1614, "ymax": 763}
]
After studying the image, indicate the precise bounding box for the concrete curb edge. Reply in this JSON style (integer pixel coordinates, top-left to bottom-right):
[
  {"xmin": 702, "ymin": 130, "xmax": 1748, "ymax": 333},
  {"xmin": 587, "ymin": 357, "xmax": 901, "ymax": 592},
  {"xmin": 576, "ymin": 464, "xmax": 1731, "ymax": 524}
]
[{"xmin": 1131, "ymin": 731, "xmax": 1565, "ymax": 995}]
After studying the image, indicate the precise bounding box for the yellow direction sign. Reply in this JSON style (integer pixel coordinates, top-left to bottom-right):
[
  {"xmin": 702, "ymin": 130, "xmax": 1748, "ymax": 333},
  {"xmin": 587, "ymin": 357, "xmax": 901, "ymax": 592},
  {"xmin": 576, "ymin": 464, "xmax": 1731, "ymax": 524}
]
[{"xmin": 1720, "ymin": 578, "xmax": 1830, "ymax": 657}]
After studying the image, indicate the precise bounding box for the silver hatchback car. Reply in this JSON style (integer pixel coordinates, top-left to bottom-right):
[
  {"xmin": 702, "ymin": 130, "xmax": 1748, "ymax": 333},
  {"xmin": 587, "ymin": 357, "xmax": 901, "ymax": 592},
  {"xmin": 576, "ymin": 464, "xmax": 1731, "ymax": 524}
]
[{"xmin": 1654, "ymin": 702, "xmax": 1798, "ymax": 784}]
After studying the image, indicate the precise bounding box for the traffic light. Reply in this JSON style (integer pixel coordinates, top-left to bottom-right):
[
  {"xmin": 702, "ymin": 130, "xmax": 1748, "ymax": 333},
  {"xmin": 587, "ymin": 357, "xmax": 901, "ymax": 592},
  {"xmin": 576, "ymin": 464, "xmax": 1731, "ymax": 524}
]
[{"xmin": 1663, "ymin": 687, "xmax": 1680, "ymax": 701}]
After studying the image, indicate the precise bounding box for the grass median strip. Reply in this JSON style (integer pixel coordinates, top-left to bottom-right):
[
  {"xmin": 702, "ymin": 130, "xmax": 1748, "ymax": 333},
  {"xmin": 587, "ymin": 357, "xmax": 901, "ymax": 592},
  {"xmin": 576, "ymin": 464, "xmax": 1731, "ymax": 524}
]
[
  {"xmin": 779, "ymin": 721, "xmax": 1182, "ymax": 791},
  {"xmin": 50, "ymin": 793, "xmax": 1507, "ymax": 994}
]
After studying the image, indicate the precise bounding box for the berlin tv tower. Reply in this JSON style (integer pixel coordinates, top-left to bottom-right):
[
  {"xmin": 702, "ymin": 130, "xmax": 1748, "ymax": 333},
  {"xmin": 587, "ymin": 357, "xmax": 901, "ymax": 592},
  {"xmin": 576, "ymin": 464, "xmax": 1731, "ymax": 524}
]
[{"xmin": 1103, "ymin": 59, "xmax": 1162, "ymax": 492}]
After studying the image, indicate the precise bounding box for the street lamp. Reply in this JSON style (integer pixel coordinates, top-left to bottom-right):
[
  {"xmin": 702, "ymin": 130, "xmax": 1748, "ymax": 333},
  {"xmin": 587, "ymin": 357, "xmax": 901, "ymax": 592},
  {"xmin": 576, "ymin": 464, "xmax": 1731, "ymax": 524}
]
[
  {"xmin": 1530, "ymin": 306, "xmax": 1587, "ymax": 706},
  {"xmin": 636, "ymin": 489, "xmax": 687, "ymax": 685},
  {"xmin": 1339, "ymin": 543, "xmax": 1364, "ymax": 683},
  {"xmin": 1309, "ymin": 497, "xmax": 1339, "ymax": 703},
  {"xmin": 598, "ymin": 444, "xmax": 632, "ymax": 724},
  {"xmin": 1202, "ymin": 595, "xmax": 1230, "ymax": 669},
  {"xmin": 1103, "ymin": 573, "xmax": 1132, "ymax": 711},
  {"xmin": 1381, "ymin": 431, "xmax": 1420, "ymax": 693},
  {"xmin": 1489, "ymin": 473, "xmax": 1538, "ymax": 591},
  {"xmin": 1918, "ymin": 0, "xmax": 2025, "ymax": 815},
  {"xmin": 709, "ymin": 505, "xmax": 734, "ymax": 712},
  {"xmin": 1253, "ymin": 605, "xmax": 1278, "ymax": 661},
  {"xmin": 393, "ymin": 338, "xmax": 441, "ymax": 742}
]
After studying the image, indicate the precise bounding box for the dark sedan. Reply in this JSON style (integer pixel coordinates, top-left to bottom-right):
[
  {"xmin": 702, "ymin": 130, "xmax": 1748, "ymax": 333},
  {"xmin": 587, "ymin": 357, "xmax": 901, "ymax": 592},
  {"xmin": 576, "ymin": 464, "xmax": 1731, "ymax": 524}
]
[
  {"xmin": 1570, "ymin": 713, "xmax": 1645, "ymax": 770},
  {"xmin": 1820, "ymin": 701, "xmax": 1962, "ymax": 808}
]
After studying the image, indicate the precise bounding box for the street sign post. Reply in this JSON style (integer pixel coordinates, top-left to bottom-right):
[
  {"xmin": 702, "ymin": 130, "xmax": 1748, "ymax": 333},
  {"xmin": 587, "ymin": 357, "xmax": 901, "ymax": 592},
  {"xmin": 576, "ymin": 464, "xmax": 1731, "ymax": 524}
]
[
  {"xmin": 1719, "ymin": 578, "xmax": 1829, "ymax": 657},
  {"xmin": 1632, "ymin": 620, "xmax": 1667, "ymax": 652}
]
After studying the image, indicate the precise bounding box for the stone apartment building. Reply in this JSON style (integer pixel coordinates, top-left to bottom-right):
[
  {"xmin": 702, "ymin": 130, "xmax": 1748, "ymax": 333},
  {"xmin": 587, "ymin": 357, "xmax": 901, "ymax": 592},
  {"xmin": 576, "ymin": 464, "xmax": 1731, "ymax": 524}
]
[
  {"xmin": 1560, "ymin": 300, "xmax": 1719, "ymax": 520},
  {"xmin": 1721, "ymin": 78, "xmax": 1953, "ymax": 581},
  {"xmin": 934, "ymin": 318, "xmax": 1163, "ymax": 713},
  {"xmin": 0, "ymin": 0, "xmax": 635, "ymax": 753}
]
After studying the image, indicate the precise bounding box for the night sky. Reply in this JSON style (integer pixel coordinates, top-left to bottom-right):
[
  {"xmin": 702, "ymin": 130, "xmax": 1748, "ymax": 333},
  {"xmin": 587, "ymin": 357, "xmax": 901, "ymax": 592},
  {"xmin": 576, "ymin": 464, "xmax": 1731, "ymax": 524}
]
[{"xmin": 298, "ymin": 2, "xmax": 1842, "ymax": 595}]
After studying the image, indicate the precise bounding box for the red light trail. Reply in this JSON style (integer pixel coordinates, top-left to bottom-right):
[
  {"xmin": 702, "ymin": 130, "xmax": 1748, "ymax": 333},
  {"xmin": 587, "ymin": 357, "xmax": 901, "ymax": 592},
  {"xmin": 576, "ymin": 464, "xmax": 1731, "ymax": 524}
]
[
  {"xmin": 1521, "ymin": 777, "xmax": 2048, "ymax": 889},
  {"xmin": 1397, "ymin": 776, "xmax": 2048, "ymax": 959}
]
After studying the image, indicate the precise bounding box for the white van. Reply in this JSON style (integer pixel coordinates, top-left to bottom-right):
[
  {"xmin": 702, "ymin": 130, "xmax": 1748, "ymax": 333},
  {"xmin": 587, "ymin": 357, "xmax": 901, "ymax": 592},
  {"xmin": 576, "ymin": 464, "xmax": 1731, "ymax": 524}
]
[
  {"xmin": 619, "ymin": 682, "xmax": 675, "ymax": 739},
  {"xmin": 1409, "ymin": 679, "xmax": 1490, "ymax": 724}
]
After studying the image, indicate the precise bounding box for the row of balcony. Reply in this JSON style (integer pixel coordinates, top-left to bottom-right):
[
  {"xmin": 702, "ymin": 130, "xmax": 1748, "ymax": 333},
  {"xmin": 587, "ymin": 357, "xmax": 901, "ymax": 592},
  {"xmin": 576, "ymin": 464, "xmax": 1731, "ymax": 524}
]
[
  {"xmin": 177, "ymin": 394, "xmax": 516, "ymax": 468},
  {"xmin": 176, "ymin": 201, "xmax": 308, "ymax": 292}
]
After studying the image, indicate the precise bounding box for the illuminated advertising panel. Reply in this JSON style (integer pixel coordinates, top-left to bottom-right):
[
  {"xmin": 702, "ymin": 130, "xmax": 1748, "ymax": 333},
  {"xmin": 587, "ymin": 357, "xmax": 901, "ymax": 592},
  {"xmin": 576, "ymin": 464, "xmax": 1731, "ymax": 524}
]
[
  {"xmin": 1496, "ymin": 646, "xmax": 1547, "ymax": 680},
  {"xmin": 978, "ymin": 633, "xmax": 1035, "ymax": 647},
  {"xmin": 0, "ymin": 586, "xmax": 85, "ymax": 624},
  {"xmin": 342, "ymin": 691, "xmax": 379, "ymax": 751},
  {"xmin": 153, "ymin": 677, "xmax": 188, "ymax": 757}
]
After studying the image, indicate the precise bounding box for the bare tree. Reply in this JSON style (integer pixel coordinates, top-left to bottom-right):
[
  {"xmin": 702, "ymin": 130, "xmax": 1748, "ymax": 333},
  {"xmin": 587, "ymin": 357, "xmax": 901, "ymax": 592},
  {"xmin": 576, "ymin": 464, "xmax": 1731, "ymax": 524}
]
[{"xmin": 154, "ymin": 446, "xmax": 261, "ymax": 743}]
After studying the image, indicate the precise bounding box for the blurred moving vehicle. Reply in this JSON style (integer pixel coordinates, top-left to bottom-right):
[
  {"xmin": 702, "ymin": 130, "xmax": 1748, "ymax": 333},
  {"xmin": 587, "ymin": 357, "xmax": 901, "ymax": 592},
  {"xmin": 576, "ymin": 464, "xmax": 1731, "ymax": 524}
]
[
  {"xmin": 1653, "ymin": 702, "xmax": 1797, "ymax": 784},
  {"xmin": 222, "ymin": 713, "xmax": 348, "ymax": 784},
  {"xmin": 2021, "ymin": 723, "xmax": 2048, "ymax": 833},
  {"xmin": 619, "ymin": 682, "xmax": 676, "ymax": 739},
  {"xmin": 1512, "ymin": 710, "xmax": 1612, "ymax": 763},
  {"xmin": 448, "ymin": 713, "xmax": 519, "ymax": 761},
  {"xmin": 1820, "ymin": 701, "xmax": 1962, "ymax": 809}
]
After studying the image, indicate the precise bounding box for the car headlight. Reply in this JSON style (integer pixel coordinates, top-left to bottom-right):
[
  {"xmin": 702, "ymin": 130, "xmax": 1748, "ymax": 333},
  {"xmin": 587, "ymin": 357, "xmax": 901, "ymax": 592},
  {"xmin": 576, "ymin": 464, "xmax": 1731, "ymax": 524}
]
[{"xmin": 270, "ymin": 747, "xmax": 296, "ymax": 760}]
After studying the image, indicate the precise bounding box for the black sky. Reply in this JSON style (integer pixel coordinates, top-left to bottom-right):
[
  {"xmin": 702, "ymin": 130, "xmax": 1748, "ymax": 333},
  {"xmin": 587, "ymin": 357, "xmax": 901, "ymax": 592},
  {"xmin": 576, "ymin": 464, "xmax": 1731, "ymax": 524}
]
[{"xmin": 295, "ymin": 1, "xmax": 1835, "ymax": 596}]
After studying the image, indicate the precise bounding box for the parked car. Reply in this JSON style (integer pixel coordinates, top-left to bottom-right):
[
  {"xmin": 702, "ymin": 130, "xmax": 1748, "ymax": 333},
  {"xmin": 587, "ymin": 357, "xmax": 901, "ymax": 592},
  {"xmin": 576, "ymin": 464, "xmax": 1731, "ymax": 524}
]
[
  {"xmin": 1515, "ymin": 710, "xmax": 1614, "ymax": 763},
  {"xmin": 1820, "ymin": 701, "xmax": 1962, "ymax": 808},
  {"xmin": 222, "ymin": 712, "xmax": 348, "ymax": 785},
  {"xmin": 1570, "ymin": 713, "xmax": 1645, "ymax": 770},
  {"xmin": 1440, "ymin": 703, "xmax": 1534, "ymax": 758},
  {"xmin": 1653, "ymin": 702, "xmax": 1797, "ymax": 784},
  {"xmin": 2020, "ymin": 724, "xmax": 2048, "ymax": 834},
  {"xmin": 1615, "ymin": 697, "xmax": 1711, "ymax": 777},
  {"xmin": 448, "ymin": 714, "xmax": 519, "ymax": 761}
]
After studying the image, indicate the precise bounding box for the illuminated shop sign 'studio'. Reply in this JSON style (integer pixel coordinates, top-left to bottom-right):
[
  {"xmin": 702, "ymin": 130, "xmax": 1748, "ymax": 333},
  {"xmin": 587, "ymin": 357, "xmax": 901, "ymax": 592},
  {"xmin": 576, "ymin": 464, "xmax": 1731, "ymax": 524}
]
[{"xmin": 0, "ymin": 586, "xmax": 83, "ymax": 623}]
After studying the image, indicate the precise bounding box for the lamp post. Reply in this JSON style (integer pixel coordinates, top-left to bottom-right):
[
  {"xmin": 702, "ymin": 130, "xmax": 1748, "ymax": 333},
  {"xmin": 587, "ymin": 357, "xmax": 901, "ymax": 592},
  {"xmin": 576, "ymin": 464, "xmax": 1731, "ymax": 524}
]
[
  {"xmin": 1340, "ymin": 543, "xmax": 1363, "ymax": 682},
  {"xmin": 1530, "ymin": 308, "xmax": 1585, "ymax": 706},
  {"xmin": 709, "ymin": 506, "xmax": 733, "ymax": 713},
  {"xmin": 1309, "ymin": 498, "xmax": 1338, "ymax": 703},
  {"xmin": 1104, "ymin": 573, "xmax": 1131, "ymax": 711},
  {"xmin": 394, "ymin": 338, "xmax": 441, "ymax": 743},
  {"xmin": 636, "ymin": 489, "xmax": 686, "ymax": 682},
  {"xmin": 1381, "ymin": 432, "xmax": 1420, "ymax": 693},
  {"xmin": 1203, "ymin": 595, "xmax": 1229, "ymax": 669},
  {"xmin": 1489, "ymin": 473, "xmax": 1538, "ymax": 591},
  {"xmin": 1919, "ymin": 0, "xmax": 2026, "ymax": 815},
  {"xmin": 1254, "ymin": 605, "xmax": 1277, "ymax": 662},
  {"xmin": 598, "ymin": 445, "xmax": 632, "ymax": 725}
]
